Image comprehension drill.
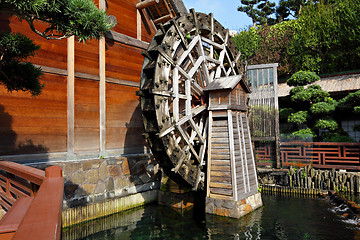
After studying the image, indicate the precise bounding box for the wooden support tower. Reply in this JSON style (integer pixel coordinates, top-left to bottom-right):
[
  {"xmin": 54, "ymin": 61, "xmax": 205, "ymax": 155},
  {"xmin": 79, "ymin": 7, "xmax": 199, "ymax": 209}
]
[{"xmin": 204, "ymin": 75, "xmax": 262, "ymax": 218}]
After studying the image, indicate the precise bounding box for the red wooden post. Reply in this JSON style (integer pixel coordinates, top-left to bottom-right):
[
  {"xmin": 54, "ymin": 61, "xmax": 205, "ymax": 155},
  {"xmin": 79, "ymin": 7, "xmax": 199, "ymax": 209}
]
[
  {"xmin": 45, "ymin": 166, "xmax": 62, "ymax": 178},
  {"xmin": 6, "ymin": 173, "xmax": 10, "ymax": 198}
]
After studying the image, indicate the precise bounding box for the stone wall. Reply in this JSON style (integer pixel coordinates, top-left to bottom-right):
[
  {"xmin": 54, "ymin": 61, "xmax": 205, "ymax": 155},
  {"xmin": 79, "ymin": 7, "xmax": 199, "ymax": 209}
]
[
  {"xmin": 205, "ymin": 192, "xmax": 263, "ymax": 219},
  {"xmin": 31, "ymin": 154, "xmax": 161, "ymax": 227}
]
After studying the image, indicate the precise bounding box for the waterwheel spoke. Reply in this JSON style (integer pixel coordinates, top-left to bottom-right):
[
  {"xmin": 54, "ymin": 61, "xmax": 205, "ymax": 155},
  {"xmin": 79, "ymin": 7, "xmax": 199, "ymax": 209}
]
[
  {"xmin": 173, "ymin": 67, "xmax": 179, "ymax": 121},
  {"xmin": 199, "ymin": 117, "xmax": 208, "ymax": 166},
  {"xmin": 177, "ymin": 35, "xmax": 200, "ymax": 65},
  {"xmin": 159, "ymin": 105, "xmax": 206, "ymax": 138},
  {"xmin": 175, "ymin": 124, "xmax": 200, "ymax": 163},
  {"xmin": 189, "ymin": 118, "xmax": 205, "ymax": 144}
]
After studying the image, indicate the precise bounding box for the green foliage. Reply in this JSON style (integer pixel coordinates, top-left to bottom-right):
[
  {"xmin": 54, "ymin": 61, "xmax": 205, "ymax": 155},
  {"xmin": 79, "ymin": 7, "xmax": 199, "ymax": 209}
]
[
  {"xmin": 354, "ymin": 124, "xmax": 360, "ymax": 132},
  {"xmin": 1, "ymin": 0, "xmax": 115, "ymax": 42},
  {"xmin": 250, "ymin": 21, "xmax": 296, "ymax": 77},
  {"xmin": 337, "ymin": 90, "xmax": 360, "ymax": 114},
  {"xmin": 290, "ymin": 0, "xmax": 360, "ymax": 73},
  {"xmin": 310, "ymin": 100, "xmax": 336, "ymax": 115},
  {"xmin": 290, "ymin": 84, "xmax": 329, "ymax": 104},
  {"xmin": 279, "ymin": 108, "xmax": 295, "ymax": 121},
  {"xmin": 238, "ymin": 0, "xmax": 276, "ymax": 26},
  {"xmin": 232, "ymin": 27, "xmax": 259, "ymax": 61},
  {"xmin": 287, "ymin": 111, "xmax": 308, "ymax": 125},
  {"xmin": 322, "ymin": 132, "xmax": 355, "ymax": 142},
  {"xmin": 282, "ymin": 71, "xmax": 343, "ymax": 141},
  {"xmin": 276, "ymin": 0, "xmax": 308, "ymax": 20},
  {"xmin": 354, "ymin": 106, "xmax": 360, "ymax": 114},
  {"xmin": 282, "ymin": 128, "xmax": 316, "ymax": 141},
  {"xmin": 236, "ymin": 0, "xmax": 360, "ymax": 76},
  {"xmin": 286, "ymin": 71, "xmax": 320, "ymax": 86},
  {"xmin": 0, "ymin": 32, "xmax": 43, "ymax": 96},
  {"xmin": 314, "ymin": 117, "xmax": 338, "ymax": 131}
]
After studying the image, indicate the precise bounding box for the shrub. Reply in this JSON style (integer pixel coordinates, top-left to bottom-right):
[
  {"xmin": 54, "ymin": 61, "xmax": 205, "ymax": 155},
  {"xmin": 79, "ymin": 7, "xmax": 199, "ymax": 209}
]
[
  {"xmin": 287, "ymin": 71, "xmax": 320, "ymax": 86},
  {"xmin": 314, "ymin": 118, "xmax": 338, "ymax": 131},
  {"xmin": 279, "ymin": 108, "xmax": 295, "ymax": 121},
  {"xmin": 288, "ymin": 111, "xmax": 309, "ymax": 125},
  {"xmin": 290, "ymin": 128, "xmax": 316, "ymax": 141},
  {"xmin": 322, "ymin": 132, "xmax": 355, "ymax": 142},
  {"xmin": 310, "ymin": 101, "xmax": 336, "ymax": 115}
]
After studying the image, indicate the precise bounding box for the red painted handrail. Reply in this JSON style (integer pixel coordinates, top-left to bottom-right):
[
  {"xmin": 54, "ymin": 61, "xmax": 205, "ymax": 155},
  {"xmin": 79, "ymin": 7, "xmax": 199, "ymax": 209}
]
[{"xmin": 0, "ymin": 161, "xmax": 63, "ymax": 240}]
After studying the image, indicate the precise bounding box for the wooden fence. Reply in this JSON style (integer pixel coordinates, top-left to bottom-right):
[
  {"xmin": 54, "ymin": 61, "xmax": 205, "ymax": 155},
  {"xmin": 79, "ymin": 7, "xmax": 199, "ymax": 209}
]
[
  {"xmin": 0, "ymin": 161, "xmax": 63, "ymax": 240},
  {"xmin": 255, "ymin": 142, "xmax": 360, "ymax": 171}
]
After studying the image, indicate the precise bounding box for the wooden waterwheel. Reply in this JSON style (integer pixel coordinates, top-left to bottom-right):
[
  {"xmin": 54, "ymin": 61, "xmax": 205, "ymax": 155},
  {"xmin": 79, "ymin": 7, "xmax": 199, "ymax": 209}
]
[{"xmin": 138, "ymin": 10, "xmax": 244, "ymax": 191}]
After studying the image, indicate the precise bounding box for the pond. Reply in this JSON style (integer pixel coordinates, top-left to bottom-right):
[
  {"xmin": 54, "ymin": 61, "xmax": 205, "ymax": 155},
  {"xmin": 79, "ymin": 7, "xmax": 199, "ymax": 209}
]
[{"xmin": 62, "ymin": 193, "xmax": 360, "ymax": 240}]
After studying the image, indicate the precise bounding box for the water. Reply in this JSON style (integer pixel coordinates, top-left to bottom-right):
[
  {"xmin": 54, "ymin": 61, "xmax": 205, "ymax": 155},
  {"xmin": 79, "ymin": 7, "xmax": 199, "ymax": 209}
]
[{"xmin": 63, "ymin": 194, "xmax": 360, "ymax": 240}]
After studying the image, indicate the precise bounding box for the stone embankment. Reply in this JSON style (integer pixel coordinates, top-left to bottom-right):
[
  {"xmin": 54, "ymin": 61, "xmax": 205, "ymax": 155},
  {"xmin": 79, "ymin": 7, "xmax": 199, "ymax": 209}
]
[
  {"xmin": 32, "ymin": 154, "xmax": 161, "ymax": 227},
  {"xmin": 259, "ymin": 165, "xmax": 360, "ymax": 194}
]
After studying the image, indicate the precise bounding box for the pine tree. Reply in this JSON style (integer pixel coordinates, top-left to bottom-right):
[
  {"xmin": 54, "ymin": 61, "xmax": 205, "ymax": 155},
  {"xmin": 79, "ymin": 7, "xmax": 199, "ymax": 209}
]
[
  {"xmin": 238, "ymin": 0, "xmax": 276, "ymax": 26},
  {"xmin": 0, "ymin": 0, "xmax": 115, "ymax": 96}
]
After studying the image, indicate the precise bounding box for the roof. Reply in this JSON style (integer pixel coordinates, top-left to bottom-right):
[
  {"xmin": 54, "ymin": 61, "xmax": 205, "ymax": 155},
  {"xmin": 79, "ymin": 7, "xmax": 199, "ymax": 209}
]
[
  {"xmin": 278, "ymin": 73, "xmax": 360, "ymax": 97},
  {"xmin": 204, "ymin": 75, "xmax": 243, "ymax": 91}
]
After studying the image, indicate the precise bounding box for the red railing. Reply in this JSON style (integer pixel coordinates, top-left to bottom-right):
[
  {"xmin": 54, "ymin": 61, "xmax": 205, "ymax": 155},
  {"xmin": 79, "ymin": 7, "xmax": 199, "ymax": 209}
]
[
  {"xmin": 0, "ymin": 161, "xmax": 63, "ymax": 240},
  {"xmin": 255, "ymin": 142, "xmax": 360, "ymax": 170},
  {"xmin": 255, "ymin": 146, "xmax": 273, "ymax": 167}
]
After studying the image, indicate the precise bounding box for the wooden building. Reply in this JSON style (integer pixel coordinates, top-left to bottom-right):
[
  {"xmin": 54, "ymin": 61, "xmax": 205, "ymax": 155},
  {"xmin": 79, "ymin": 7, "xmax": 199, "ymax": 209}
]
[{"xmin": 0, "ymin": 0, "xmax": 186, "ymax": 163}]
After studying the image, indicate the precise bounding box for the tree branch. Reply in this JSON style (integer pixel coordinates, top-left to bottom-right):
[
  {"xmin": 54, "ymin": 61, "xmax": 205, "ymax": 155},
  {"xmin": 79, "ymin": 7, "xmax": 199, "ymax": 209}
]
[{"xmin": 25, "ymin": 17, "xmax": 70, "ymax": 40}]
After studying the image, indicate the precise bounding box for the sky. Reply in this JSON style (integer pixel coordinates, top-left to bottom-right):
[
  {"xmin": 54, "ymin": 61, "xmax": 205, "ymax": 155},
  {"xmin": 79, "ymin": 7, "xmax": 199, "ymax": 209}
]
[{"xmin": 182, "ymin": 0, "xmax": 280, "ymax": 31}]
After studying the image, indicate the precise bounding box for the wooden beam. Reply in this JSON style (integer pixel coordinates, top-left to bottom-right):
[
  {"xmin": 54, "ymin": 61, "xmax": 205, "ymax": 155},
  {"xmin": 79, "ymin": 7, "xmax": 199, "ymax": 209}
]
[
  {"xmin": 99, "ymin": 35, "xmax": 107, "ymax": 157},
  {"xmin": 227, "ymin": 110, "xmax": 237, "ymax": 201},
  {"xmin": 137, "ymin": 10, "xmax": 141, "ymax": 40},
  {"xmin": 206, "ymin": 111, "xmax": 213, "ymax": 197},
  {"xmin": 153, "ymin": 14, "xmax": 172, "ymax": 25},
  {"xmin": 99, "ymin": 0, "xmax": 106, "ymax": 158},
  {"xmin": 34, "ymin": 64, "xmax": 139, "ymax": 88},
  {"xmin": 245, "ymin": 114, "xmax": 259, "ymax": 189},
  {"xmin": 136, "ymin": 0, "xmax": 159, "ymax": 10},
  {"xmin": 67, "ymin": 36, "xmax": 75, "ymax": 160},
  {"xmin": 106, "ymin": 31, "xmax": 149, "ymax": 50}
]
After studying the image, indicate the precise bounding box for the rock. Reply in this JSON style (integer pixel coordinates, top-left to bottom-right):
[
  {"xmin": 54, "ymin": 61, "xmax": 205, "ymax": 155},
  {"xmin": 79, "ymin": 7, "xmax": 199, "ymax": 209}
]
[
  {"xmin": 71, "ymin": 171, "xmax": 85, "ymax": 185},
  {"xmin": 82, "ymin": 161, "xmax": 92, "ymax": 171},
  {"xmin": 94, "ymin": 181, "xmax": 106, "ymax": 194},
  {"xmin": 139, "ymin": 173, "xmax": 151, "ymax": 184},
  {"xmin": 214, "ymin": 198, "xmax": 223, "ymax": 208},
  {"xmin": 80, "ymin": 184, "xmax": 96, "ymax": 195},
  {"xmin": 106, "ymin": 177, "xmax": 114, "ymax": 192},
  {"xmin": 64, "ymin": 162, "xmax": 81, "ymax": 176},
  {"xmin": 99, "ymin": 161, "xmax": 108, "ymax": 181},
  {"xmin": 122, "ymin": 159, "xmax": 130, "ymax": 176},
  {"xmin": 108, "ymin": 166, "xmax": 121, "ymax": 176},
  {"xmin": 64, "ymin": 183, "xmax": 78, "ymax": 199},
  {"xmin": 84, "ymin": 169, "xmax": 99, "ymax": 184}
]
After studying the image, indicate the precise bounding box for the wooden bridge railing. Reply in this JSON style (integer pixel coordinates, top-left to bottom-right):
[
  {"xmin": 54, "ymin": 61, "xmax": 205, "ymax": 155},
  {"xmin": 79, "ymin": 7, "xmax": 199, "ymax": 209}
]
[
  {"xmin": 255, "ymin": 142, "xmax": 360, "ymax": 170},
  {"xmin": 0, "ymin": 161, "xmax": 63, "ymax": 240}
]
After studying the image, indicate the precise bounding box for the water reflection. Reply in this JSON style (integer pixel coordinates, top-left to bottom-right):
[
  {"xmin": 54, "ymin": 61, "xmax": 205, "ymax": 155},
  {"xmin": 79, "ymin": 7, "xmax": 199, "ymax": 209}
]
[{"xmin": 63, "ymin": 193, "xmax": 360, "ymax": 240}]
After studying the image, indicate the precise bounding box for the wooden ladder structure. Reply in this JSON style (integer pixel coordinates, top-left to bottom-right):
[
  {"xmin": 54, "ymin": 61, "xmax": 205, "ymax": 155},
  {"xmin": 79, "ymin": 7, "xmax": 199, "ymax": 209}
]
[{"xmin": 136, "ymin": 0, "xmax": 187, "ymax": 28}]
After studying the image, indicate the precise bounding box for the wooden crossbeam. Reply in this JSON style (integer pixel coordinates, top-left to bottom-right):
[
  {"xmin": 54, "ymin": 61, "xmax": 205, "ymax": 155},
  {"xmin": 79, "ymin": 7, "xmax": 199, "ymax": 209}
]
[
  {"xmin": 153, "ymin": 14, "xmax": 172, "ymax": 25},
  {"xmin": 136, "ymin": 0, "xmax": 160, "ymax": 10}
]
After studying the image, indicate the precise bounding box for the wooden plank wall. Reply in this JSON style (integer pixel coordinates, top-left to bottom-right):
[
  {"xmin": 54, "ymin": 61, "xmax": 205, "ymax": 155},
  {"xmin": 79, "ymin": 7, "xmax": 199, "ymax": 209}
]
[
  {"xmin": 233, "ymin": 111, "xmax": 258, "ymax": 200},
  {"xmin": 0, "ymin": 0, "xmax": 156, "ymax": 161},
  {"xmin": 208, "ymin": 115, "xmax": 233, "ymax": 199}
]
